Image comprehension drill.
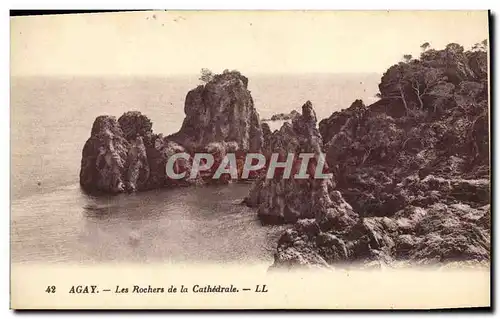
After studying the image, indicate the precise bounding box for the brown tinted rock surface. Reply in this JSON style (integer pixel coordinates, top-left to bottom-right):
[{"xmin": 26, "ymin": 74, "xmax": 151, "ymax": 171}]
[
  {"xmin": 272, "ymin": 202, "xmax": 490, "ymax": 269},
  {"xmin": 272, "ymin": 42, "xmax": 490, "ymax": 268},
  {"xmin": 80, "ymin": 112, "xmax": 200, "ymax": 194},
  {"xmin": 168, "ymin": 71, "xmax": 263, "ymax": 153},
  {"xmin": 80, "ymin": 115, "xmax": 131, "ymax": 193},
  {"xmin": 244, "ymin": 101, "xmax": 342, "ymax": 225},
  {"xmin": 80, "ymin": 71, "xmax": 261, "ymax": 193}
]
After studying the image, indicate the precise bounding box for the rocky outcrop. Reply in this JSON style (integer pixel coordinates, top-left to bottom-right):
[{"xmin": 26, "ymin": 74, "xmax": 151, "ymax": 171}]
[
  {"xmin": 80, "ymin": 71, "xmax": 263, "ymax": 193},
  {"xmin": 168, "ymin": 71, "xmax": 263, "ymax": 154},
  {"xmin": 272, "ymin": 202, "xmax": 490, "ymax": 269},
  {"xmin": 271, "ymin": 41, "xmax": 490, "ymax": 268},
  {"xmin": 319, "ymin": 101, "xmax": 489, "ymax": 218},
  {"xmin": 318, "ymin": 99, "xmax": 367, "ymax": 145},
  {"xmin": 80, "ymin": 115, "xmax": 131, "ymax": 193},
  {"xmin": 79, "ymin": 112, "xmax": 201, "ymax": 194},
  {"xmin": 314, "ymin": 43, "xmax": 490, "ymax": 220},
  {"xmin": 244, "ymin": 101, "xmax": 339, "ymax": 225}
]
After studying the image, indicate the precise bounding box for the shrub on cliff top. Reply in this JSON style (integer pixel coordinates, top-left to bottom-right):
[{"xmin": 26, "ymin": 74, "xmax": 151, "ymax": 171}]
[
  {"xmin": 378, "ymin": 40, "xmax": 488, "ymax": 118},
  {"xmin": 199, "ymin": 68, "xmax": 214, "ymax": 83}
]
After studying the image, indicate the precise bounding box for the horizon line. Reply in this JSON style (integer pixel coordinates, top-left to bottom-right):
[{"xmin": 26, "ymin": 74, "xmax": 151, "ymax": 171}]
[{"xmin": 10, "ymin": 71, "xmax": 383, "ymax": 78}]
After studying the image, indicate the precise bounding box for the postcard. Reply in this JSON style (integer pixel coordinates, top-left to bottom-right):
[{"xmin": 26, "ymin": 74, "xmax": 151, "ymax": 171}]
[{"xmin": 10, "ymin": 10, "xmax": 490, "ymax": 309}]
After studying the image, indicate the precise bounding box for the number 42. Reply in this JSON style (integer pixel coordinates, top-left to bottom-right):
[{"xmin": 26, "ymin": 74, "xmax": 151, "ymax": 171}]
[{"xmin": 45, "ymin": 286, "xmax": 56, "ymax": 293}]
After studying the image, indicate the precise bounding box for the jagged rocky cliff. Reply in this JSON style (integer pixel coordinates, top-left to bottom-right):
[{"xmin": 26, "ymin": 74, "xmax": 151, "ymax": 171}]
[
  {"xmin": 79, "ymin": 112, "xmax": 199, "ymax": 193},
  {"xmin": 79, "ymin": 71, "xmax": 264, "ymax": 193},
  {"xmin": 243, "ymin": 101, "xmax": 355, "ymax": 227},
  {"xmin": 168, "ymin": 71, "xmax": 263, "ymax": 153},
  {"xmin": 267, "ymin": 42, "xmax": 490, "ymax": 268}
]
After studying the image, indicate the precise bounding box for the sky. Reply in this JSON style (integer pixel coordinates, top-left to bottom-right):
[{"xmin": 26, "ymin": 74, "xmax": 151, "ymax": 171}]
[{"xmin": 10, "ymin": 10, "xmax": 489, "ymax": 76}]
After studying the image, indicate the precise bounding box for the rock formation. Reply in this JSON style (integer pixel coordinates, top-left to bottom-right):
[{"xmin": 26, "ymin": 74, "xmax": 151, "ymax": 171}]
[
  {"xmin": 168, "ymin": 70, "xmax": 263, "ymax": 154},
  {"xmin": 79, "ymin": 112, "xmax": 200, "ymax": 194},
  {"xmin": 271, "ymin": 202, "xmax": 490, "ymax": 270},
  {"xmin": 269, "ymin": 41, "xmax": 490, "ymax": 268},
  {"xmin": 80, "ymin": 70, "xmax": 265, "ymax": 193},
  {"xmin": 244, "ymin": 101, "xmax": 343, "ymax": 225},
  {"xmin": 80, "ymin": 115, "xmax": 131, "ymax": 193}
]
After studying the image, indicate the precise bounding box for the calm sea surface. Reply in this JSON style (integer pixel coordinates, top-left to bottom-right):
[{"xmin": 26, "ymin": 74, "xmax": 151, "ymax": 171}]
[{"xmin": 10, "ymin": 74, "xmax": 380, "ymax": 264}]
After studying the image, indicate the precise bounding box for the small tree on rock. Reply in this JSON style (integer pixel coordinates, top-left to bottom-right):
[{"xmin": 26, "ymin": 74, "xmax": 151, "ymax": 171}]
[
  {"xmin": 472, "ymin": 39, "xmax": 488, "ymax": 52},
  {"xmin": 420, "ymin": 42, "xmax": 431, "ymax": 52},
  {"xmin": 199, "ymin": 68, "xmax": 214, "ymax": 83}
]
